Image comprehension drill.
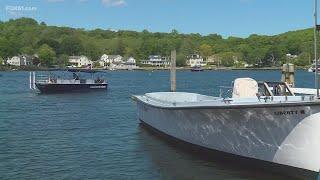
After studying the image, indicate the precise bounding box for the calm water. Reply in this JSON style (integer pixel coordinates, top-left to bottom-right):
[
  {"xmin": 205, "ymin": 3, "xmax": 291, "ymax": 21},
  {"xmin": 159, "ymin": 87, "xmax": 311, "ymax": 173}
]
[{"xmin": 0, "ymin": 70, "xmax": 315, "ymax": 180}]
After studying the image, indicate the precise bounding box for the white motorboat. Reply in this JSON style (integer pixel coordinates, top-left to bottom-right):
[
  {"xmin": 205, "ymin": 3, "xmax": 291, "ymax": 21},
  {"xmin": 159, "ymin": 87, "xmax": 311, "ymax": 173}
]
[
  {"xmin": 133, "ymin": 78, "xmax": 320, "ymax": 178},
  {"xmin": 133, "ymin": 0, "xmax": 320, "ymax": 178},
  {"xmin": 308, "ymin": 63, "xmax": 320, "ymax": 72}
]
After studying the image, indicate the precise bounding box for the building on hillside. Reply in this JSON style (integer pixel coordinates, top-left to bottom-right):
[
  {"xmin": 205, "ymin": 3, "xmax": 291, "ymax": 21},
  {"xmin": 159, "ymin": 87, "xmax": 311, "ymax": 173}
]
[
  {"xmin": 108, "ymin": 56, "xmax": 138, "ymax": 70},
  {"xmin": 207, "ymin": 55, "xmax": 221, "ymax": 65},
  {"xmin": 69, "ymin": 55, "xmax": 92, "ymax": 67},
  {"xmin": 141, "ymin": 55, "xmax": 170, "ymax": 67},
  {"xmin": 7, "ymin": 55, "xmax": 33, "ymax": 66},
  {"xmin": 126, "ymin": 57, "xmax": 136, "ymax": 65},
  {"xmin": 186, "ymin": 54, "xmax": 206, "ymax": 67},
  {"xmin": 98, "ymin": 54, "xmax": 123, "ymax": 67},
  {"xmin": 286, "ymin": 54, "xmax": 298, "ymax": 59},
  {"xmin": 123, "ymin": 57, "xmax": 137, "ymax": 70}
]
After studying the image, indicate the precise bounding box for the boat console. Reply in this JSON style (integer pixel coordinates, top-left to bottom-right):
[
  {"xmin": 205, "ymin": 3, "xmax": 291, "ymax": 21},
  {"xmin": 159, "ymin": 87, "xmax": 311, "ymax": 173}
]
[{"xmin": 220, "ymin": 78, "xmax": 296, "ymax": 99}]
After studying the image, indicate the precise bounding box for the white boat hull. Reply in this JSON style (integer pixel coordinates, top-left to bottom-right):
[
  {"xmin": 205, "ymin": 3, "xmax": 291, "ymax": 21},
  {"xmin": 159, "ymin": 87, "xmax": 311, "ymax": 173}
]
[{"xmin": 135, "ymin": 99, "xmax": 320, "ymax": 174}]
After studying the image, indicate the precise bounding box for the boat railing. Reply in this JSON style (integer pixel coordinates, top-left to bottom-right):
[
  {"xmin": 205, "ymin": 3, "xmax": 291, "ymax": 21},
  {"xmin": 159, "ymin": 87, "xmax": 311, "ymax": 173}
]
[
  {"xmin": 219, "ymin": 86, "xmax": 233, "ymax": 98},
  {"xmin": 255, "ymin": 95, "xmax": 316, "ymax": 103},
  {"xmin": 30, "ymin": 72, "xmax": 48, "ymax": 90},
  {"xmin": 36, "ymin": 79, "xmax": 50, "ymax": 83},
  {"xmin": 35, "ymin": 74, "xmax": 51, "ymax": 84},
  {"xmin": 218, "ymin": 83, "xmax": 316, "ymax": 103},
  {"xmin": 29, "ymin": 72, "xmax": 51, "ymax": 90}
]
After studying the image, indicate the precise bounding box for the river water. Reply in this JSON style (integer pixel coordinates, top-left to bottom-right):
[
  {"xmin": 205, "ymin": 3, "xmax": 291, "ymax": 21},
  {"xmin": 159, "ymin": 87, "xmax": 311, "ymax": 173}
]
[{"xmin": 0, "ymin": 70, "xmax": 314, "ymax": 179}]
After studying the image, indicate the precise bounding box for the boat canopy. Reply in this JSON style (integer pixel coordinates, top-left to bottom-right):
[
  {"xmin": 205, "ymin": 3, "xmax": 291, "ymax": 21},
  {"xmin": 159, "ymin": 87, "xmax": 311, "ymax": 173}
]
[{"xmin": 232, "ymin": 78, "xmax": 258, "ymax": 98}]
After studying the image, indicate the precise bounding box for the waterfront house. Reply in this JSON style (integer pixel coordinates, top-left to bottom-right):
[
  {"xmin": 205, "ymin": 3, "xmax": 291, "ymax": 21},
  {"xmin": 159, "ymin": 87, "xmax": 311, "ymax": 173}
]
[
  {"xmin": 124, "ymin": 57, "xmax": 137, "ymax": 70},
  {"xmin": 69, "ymin": 55, "xmax": 92, "ymax": 67},
  {"xmin": 141, "ymin": 55, "xmax": 170, "ymax": 67},
  {"xmin": 7, "ymin": 55, "xmax": 33, "ymax": 66},
  {"xmin": 186, "ymin": 54, "xmax": 206, "ymax": 67},
  {"xmin": 98, "ymin": 54, "xmax": 123, "ymax": 67},
  {"xmin": 126, "ymin": 57, "xmax": 136, "ymax": 64},
  {"xmin": 207, "ymin": 55, "xmax": 221, "ymax": 65},
  {"xmin": 107, "ymin": 57, "xmax": 138, "ymax": 70},
  {"xmin": 286, "ymin": 53, "xmax": 298, "ymax": 59}
]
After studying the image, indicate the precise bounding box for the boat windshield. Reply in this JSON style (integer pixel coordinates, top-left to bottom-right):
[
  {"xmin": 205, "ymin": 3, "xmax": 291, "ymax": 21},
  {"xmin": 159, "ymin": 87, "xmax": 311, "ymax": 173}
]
[{"xmin": 258, "ymin": 82, "xmax": 295, "ymax": 97}]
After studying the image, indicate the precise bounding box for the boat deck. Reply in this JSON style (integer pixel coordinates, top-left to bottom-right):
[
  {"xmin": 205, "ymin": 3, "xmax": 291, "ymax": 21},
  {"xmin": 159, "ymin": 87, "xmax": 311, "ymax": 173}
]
[{"xmin": 134, "ymin": 92, "xmax": 320, "ymax": 109}]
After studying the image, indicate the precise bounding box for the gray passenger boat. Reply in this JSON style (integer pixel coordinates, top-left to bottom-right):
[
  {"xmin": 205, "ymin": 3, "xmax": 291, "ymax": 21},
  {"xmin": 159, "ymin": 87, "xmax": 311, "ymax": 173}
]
[{"xmin": 30, "ymin": 69, "xmax": 107, "ymax": 93}]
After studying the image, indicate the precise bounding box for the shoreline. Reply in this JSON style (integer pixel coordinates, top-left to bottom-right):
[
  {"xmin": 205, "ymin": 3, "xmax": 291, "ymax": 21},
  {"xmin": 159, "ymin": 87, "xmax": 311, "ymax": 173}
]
[{"xmin": 0, "ymin": 66, "xmax": 308, "ymax": 72}]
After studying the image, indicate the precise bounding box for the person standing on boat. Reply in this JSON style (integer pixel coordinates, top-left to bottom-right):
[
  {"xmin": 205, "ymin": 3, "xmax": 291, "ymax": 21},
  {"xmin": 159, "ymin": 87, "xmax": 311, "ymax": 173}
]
[{"xmin": 73, "ymin": 73, "xmax": 79, "ymax": 80}]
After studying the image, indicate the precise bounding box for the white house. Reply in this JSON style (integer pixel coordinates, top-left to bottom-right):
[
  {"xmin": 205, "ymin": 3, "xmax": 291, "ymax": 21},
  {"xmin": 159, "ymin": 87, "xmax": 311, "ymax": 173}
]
[
  {"xmin": 124, "ymin": 57, "xmax": 137, "ymax": 70},
  {"xmin": 187, "ymin": 54, "xmax": 206, "ymax": 67},
  {"xmin": 110, "ymin": 57, "xmax": 138, "ymax": 70},
  {"xmin": 7, "ymin": 55, "xmax": 33, "ymax": 66},
  {"xmin": 141, "ymin": 55, "xmax": 170, "ymax": 67},
  {"xmin": 69, "ymin": 55, "xmax": 92, "ymax": 67},
  {"xmin": 98, "ymin": 54, "xmax": 123, "ymax": 67},
  {"xmin": 126, "ymin": 57, "xmax": 136, "ymax": 64},
  {"xmin": 286, "ymin": 53, "xmax": 298, "ymax": 61},
  {"xmin": 207, "ymin": 55, "xmax": 220, "ymax": 65}
]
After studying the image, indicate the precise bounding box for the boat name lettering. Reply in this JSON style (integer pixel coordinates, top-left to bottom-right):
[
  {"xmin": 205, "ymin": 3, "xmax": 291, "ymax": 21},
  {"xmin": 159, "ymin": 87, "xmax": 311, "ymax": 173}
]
[{"xmin": 274, "ymin": 110, "xmax": 303, "ymax": 115}]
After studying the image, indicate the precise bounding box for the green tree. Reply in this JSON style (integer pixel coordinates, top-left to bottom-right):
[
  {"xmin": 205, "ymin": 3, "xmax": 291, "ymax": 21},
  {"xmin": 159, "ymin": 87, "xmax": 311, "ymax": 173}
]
[
  {"xmin": 125, "ymin": 47, "xmax": 134, "ymax": 57},
  {"xmin": 38, "ymin": 44, "xmax": 56, "ymax": 66},
  {"xmin": 218, "ymin": 52, "xmax": 240, "ymax": 67},
  {"xmin": 115, "ymin": 38, "xmax": 126, "ymax": 55},
  {"xmin": 176, "ymin": 53, "xmax": 187, "ymax": 67},
  {"xmin": 57, "ymin": 54, "xmax": 69, "ymax": 67},
  {"xmin": 0, "ymin": 17, "xmax": 318, "ymax": 68},
  {"xmin": 199, "ymin": 44, "xmax": 212, "ymax": 59},
  {"xmin": 37, "ymin": 38, "xmax": 60, "ymax": 54},
  {"xmin": 20, "ymin": 46, "xmax": 34, "ymax": 55},
  {"xmin": 295, "ymin": 52, "xmax": 311, "ymax": 66},
  {"xmin": 83, "ymin": 40, "xmax": 102, "ymax": 61},
  {"xmin": 0, "ymin": 57, "xmax": 3, "ymax": 65},
  {"xmin": 93, "ymin": 61, "xmax": 101, "ymax": 68},
  {"xmin": 237, "ymin": 44, "xmax": 251, "ymax": 62},
  {"xmin": 60, "ymin": 36, "xmax": 83, "ymax": 55},
  {"xmin": 0, "ymin": 37, "xmax": 18, "ymax": 58}
]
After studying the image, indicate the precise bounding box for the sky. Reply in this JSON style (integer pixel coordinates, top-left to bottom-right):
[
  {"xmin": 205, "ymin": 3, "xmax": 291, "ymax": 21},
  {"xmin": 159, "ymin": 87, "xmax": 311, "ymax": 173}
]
[{"xmin": 0, "ymin": 0, "xmax": 316, "ymax": 37}]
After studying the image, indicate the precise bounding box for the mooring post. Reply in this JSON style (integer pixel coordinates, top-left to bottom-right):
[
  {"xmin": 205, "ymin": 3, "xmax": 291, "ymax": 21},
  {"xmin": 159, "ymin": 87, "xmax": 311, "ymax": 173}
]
[
  {"xmin": 29, "ymin": 72, "xmax": 32, "ymax": 90},
  {"xmin": 170, "ymin": 50, "xmax": 176, "ymax": 92},
  {"xmin": 315, "ymin": 0, "xmax": 319, "ymax": 97},
  {"xmin": 33, "ymin": 72, "xmax": 36, "ymax": 89}
]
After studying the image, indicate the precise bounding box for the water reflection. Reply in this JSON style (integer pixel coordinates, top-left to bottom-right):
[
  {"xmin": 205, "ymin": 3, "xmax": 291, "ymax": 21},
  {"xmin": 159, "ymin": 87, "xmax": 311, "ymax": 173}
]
[{"xmin": 138, "ymin": 124, "xmax": 303, "ymax": 180}]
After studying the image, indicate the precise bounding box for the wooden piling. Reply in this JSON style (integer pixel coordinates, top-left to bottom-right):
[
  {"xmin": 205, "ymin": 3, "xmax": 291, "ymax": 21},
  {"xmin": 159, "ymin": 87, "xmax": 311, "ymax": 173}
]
[
  {"xmin": 170, "ymin": 50, "xmax": 176, "ymax": 92},
  {"xmin": 29, "ymin": 72, "xmax": 32, "ymax": 90},
  {"xmin": 281, "ymin": 63, "xmax": 295, "ymax": 87}
]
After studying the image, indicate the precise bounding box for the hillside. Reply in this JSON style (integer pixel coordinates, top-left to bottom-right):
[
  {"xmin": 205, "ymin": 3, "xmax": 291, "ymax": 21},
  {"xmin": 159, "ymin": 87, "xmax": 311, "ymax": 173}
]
[{"xmin": 0, "ymin": 17, "xmax": 315, "ymax": 67}]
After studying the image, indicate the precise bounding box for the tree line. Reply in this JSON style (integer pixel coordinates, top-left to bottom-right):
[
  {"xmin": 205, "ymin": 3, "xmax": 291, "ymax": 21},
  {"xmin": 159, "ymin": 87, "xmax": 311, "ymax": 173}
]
[{"xmin": 0, "ymin": 17, "xmax": 316, "ymax": 67}]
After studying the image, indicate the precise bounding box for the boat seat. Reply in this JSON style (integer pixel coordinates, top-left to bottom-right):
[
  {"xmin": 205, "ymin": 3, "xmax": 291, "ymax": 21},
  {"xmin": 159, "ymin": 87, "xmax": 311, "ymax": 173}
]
[{"xmin": 232, "ymin": 78, "xmax": 258, "ymax": 98}]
